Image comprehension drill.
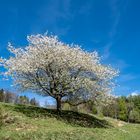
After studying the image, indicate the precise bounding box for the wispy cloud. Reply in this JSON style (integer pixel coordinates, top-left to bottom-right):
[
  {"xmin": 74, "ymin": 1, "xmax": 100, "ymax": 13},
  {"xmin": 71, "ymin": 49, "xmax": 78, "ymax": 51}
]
[
  {"xmin": 32, "ymin": 0, "xmax": 95, "ymax": 37},
  {"xmin": 109, "ymin": 0, "xmax": 130, "ymax": 39},
  {"xmin": 40, "ymin": 0, "xmax": 72, "ymax": 23},
  {"xmin": 109, "ymin": 0, "xmax": 121, "ymax": 39},
  {"xmin": 102, "ymin": 0, "xmax": 121, "ymax": 60},
  {"xmin": 118, "ymin": 73, "xmax": 137, "ymax": 83},
  {"xmin": 102, "ymin": 42, "xmax": 113, "ymax": 60},
  {"xmin": 30, "ymin": 0, "xmax": 73, "ymax": 36},
  {"xmin": 113, "ymin": 59, "xmax": 130, "ymax": 70}
]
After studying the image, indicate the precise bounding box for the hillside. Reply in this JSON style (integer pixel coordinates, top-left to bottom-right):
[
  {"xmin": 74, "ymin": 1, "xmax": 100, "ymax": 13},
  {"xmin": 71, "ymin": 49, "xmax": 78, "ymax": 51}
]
[{"xmin": 0, "ymin": 103, "xmax": 140, "ymax": 140}]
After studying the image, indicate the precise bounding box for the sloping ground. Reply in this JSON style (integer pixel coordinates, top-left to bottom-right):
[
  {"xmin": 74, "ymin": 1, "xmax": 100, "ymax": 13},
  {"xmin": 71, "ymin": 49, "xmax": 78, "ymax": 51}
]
[{"xmin": 0, "ymin": 103, "xmax": 140, "ymax": 140}]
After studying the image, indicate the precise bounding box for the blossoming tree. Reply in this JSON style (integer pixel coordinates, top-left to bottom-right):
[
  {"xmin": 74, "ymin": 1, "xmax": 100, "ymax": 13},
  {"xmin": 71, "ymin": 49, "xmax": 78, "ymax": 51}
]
[{"xmin": 0, "ymin": 34, "xmax": 118, "ymax": 112}]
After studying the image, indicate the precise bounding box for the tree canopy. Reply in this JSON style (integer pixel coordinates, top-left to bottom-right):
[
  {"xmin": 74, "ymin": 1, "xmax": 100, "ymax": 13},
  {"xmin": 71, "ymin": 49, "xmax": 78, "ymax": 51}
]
[{"xmin": 0, "ymin": 34, "xmax": 118, "ymax": 112}]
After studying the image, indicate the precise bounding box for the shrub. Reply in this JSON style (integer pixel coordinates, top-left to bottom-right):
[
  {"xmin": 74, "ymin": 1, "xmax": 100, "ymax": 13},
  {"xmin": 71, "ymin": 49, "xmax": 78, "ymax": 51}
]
[{"xmin": 129, "ymin": 109, "xmax": 140, "ymax": 123}]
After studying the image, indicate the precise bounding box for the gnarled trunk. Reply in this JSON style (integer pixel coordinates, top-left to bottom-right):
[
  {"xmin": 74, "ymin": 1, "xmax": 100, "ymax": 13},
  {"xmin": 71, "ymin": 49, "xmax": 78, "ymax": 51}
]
[{"xmin": 56, "ymin": 96, "xmax": 61, "ymax": 113}]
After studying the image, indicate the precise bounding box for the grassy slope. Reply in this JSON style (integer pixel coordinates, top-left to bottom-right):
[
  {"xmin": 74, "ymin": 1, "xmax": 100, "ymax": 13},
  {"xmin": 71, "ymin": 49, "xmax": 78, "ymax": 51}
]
[{"xmin": 0, "ymin": 103, "xmax": 140, "ymax": 140}]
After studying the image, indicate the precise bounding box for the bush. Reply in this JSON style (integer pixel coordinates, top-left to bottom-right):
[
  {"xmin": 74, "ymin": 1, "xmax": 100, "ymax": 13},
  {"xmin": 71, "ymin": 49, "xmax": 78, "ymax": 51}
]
[
  {"xmin": 129, "ymin": 109, "xmax": 140, "ymax": 123},
  {"xmin": 92, "ymin": 106, "xmax": 97, "ymax": 114},
  {"xmin": 118, "ymin": 112, "xmax": 127, "ymax": 121}
]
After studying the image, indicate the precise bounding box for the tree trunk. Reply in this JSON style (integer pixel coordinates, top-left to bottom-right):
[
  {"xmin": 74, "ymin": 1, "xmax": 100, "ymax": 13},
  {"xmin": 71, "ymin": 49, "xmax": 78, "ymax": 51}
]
[{"xmin": 56, "ymin": 96, "xmax": 61, "ymax": 113}]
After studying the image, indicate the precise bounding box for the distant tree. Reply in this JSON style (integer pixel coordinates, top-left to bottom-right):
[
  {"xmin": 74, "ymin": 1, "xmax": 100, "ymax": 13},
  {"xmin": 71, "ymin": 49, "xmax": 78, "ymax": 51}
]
[
  {"xmin": 128, "ymin": 95, "xmax": 140, "ymax": 111},
  {"xmin": 18, "ymin": 96, "xmax": 30, "ymax": 105},
  {"xmin": 0, "ymin": 89, "xmax": 4, "ymax": 102},
  {"xmin": 103, "ymin": 102, "xmax": 118, "ymax": 118},
  {"xmin": 85, "ymin": 101, "xmax": 96, "ymax": 113},
  {"xmin": 0, "ymin": 34, "xmax": 118, "ymax": 112},
  {"xmin": 129, "ymin": 109, "xmax": 140, "ymax": 123},
  {"xmin": 103, "ymin": 99, "xmax": 119, "ymax": 119},
  {"xmin": 4, "ymin": 91, "xmax": 16, "ymax": 103},
  {"xmin": 118, "ymin": 97, "xmax": 127, "ymax": 121},
  {"xmin": 80, "ymin": 101, "xmax": 97, "ymax": 114},
  {"xmin": 14, "ymin": 95, "xmax": 19, "ymax": 104},
  {"xmin": 96, "ymin": 105, "xmax": 104, "ymax": 117},
  {"xmin": 126, "ymin": 102, "xmax": 134, "ymax": 122},
  {"xmin": 30, "ymin": 98, "xmax": 39, "ymax": 106}
]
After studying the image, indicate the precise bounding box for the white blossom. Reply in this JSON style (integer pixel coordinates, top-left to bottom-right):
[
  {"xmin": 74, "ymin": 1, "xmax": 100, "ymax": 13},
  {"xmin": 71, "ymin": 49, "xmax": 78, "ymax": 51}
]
[{"xmin": 0, "ymin": 34, "xmax": 119, "ymax": 109}]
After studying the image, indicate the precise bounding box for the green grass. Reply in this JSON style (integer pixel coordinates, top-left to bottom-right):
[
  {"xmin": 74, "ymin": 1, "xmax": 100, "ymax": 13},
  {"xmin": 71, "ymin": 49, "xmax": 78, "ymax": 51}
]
[{"xmin": 0, "ymin": 103, "xmax": 140, "ymax": 140}]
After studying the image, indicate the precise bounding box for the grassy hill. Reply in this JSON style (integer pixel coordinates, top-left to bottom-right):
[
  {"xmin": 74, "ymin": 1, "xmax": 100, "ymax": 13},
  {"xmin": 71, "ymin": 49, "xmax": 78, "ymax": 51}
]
[{"xmin": 0, "ymin": 103, "xmax": 140, "ymax": 140}]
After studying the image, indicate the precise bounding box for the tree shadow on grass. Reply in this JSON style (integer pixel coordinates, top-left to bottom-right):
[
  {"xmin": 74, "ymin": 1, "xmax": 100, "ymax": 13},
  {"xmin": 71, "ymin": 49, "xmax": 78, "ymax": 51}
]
[{"xmin": 5, "ymin": 104, "xmax": 112, "ymax": 128}]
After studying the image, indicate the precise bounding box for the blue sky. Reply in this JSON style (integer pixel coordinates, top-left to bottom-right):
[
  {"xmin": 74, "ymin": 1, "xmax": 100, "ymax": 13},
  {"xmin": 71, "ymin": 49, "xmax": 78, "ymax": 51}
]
[{"xmin": 0, "ymin": 0, "xmax": 140, "ymax": 104}]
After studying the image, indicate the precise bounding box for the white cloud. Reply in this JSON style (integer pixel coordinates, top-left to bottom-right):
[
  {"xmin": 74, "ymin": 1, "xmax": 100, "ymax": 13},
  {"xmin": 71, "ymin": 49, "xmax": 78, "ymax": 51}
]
[{"xmin": 128, "ymin": 91, "xmax": 140, "ymax": 97}]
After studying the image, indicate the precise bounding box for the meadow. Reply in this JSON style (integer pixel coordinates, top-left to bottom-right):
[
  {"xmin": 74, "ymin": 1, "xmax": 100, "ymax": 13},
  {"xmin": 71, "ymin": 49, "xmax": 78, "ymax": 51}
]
[{"xmin": 0, "ymin": 103, "xmax": 140, "ymax": 140}]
